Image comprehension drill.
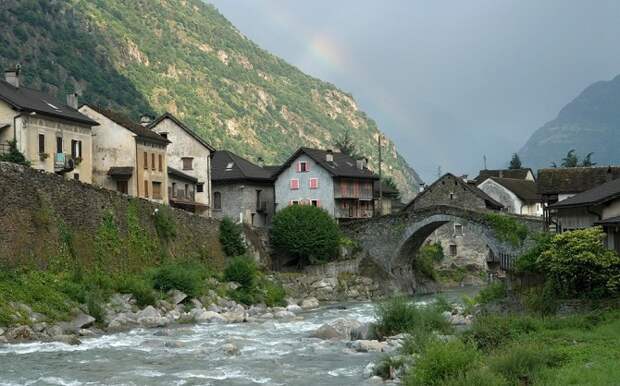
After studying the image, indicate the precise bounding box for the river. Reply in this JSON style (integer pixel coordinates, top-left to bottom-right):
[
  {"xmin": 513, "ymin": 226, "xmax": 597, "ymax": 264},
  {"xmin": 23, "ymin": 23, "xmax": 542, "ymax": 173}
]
[{"xmin": 0, "ymin": 289, "xmax": 476, "ymax": 386}]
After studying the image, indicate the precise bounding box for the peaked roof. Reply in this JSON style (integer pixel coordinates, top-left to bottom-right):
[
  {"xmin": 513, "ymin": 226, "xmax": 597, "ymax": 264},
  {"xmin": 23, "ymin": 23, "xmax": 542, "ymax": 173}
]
[
  {"xmin": 405, "ymin": 173, "xmax": 503, "ymax": 211},
  {"xmin": 0, "ymin": 80, "xmax": 98, "ymax": 126},
  {"xmin": 148, "ymin": 112, "xmax": 215, "ymax": 152},
  {"xmin": 275, "ymin": 147, "xmax": 379, "ymax": 180},
  {"xmin": 475, "ymin": 168, "xmax": 533, "ymax": 182},
  {"xmin": 84, "ymin": 105, "xmax": 169, "ymax": 145},
  {"xmin": 483, "ymin": 177, "xmax": 540, "ymax": 202},
  {"xmin": 549, "ymin": 177, "xmax": 620, "ymax": 209},
  {"xmin": 537, "ymin": 166, "xmax": 620, "ymax": 195},
  {"xmin": 212, "ymin": 150, "xmax": 276, "ymax": 183}
]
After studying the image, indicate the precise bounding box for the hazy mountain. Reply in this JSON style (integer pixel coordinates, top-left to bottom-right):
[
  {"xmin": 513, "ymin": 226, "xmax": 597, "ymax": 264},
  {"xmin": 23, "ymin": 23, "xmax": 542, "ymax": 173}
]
[
  {"xmin": 0, "ymin": 0, "xmax": 421, "ymax": 198},
  {"xmin": 519, "ymin": 74, "xmax": 620, "ymax": 170}
]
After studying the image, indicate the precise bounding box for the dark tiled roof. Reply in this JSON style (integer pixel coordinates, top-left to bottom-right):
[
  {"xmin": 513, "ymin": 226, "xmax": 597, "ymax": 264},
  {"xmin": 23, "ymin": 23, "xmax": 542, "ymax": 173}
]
[
  {"xmin": 595, "ymin": 216, "xmax": 620, "ymax": 226},
  {"xmin": 486, "ymin": 177, "xmax": 540, "ymax": 202},
  {"xmin": 275, "ymin": 147, "xmax": 379, "ymax": 180},
  {"xmin": 549, "ymin": 177, "xmax": 620, "ymax": 209},
  {"xmin": 374, "ymin": 180, "xmax": 399, "ymax": 197},
  {"xmin": 0, "ymin": 80, "xmax": 98, "ymax": 126},
  {"xmin": 84, "ymin": 105, "xmax": 170, "ymax": 145},
  {"xmin": 537, "ymin": 166, "xmax": 620, "ymax": 195},
  {"xmin": 148, "ymin": 112, "xmax": 215, "ymax": 152},
  {"xmin": 212, "ymin": 150, "xmax": 275, "ymax": 183},
  {"xmin": 107, "ymin": 166, "xmax": 134, "ymax": 178},
  {"xmin": 168, "ymin": 166, "xmax": 198, "ymax": 183},
  {"xmin": 475, "ymin": 168, "xmax": 533, "ymax": 182}
]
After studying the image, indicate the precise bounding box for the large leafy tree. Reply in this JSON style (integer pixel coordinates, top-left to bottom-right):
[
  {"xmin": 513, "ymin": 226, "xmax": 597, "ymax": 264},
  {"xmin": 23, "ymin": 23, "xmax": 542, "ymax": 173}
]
[
  {"xmin": 335, "ymin": 130, "xmax": 361, "ymax": 159},
  {"xmin": 561, "ymin": 149, "xmax": 579, "ymax": 167},
  {"xmin": 270, "ymin": 205, "xmax": 340, "ymax": 266},
  {"xmin": 508, "ymin": 153, "xmax": 522, "ymax": 169}
]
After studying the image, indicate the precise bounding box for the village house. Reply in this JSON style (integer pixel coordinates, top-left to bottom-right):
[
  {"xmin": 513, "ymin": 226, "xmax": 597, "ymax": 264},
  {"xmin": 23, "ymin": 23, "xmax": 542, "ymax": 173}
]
[
  {"xmin": 407, "ymin": 173, "xmax": 503, "ymax": 273},
  {"xmin": 374, "ymin": 180, "xmax": 402, "ymax": 215},
  {"xmin": 474, "ymin": 168, "xmax": 535, "ymax": 183},
  {"xmin": 549, "ymin": 177, "xmax": 620, "ymax": 254},
  {"xmin": 211, "ymin": 150, "xmax": 276, "ymax": 227},
  {"xmin": 148, "ymin": 113, "xmax": 215, "ymax": 216},
  {"xmin": 79, "ymin": 105, "xmax": 170, "ymax": 204},
  {"xmin": 538, "ymin": 166, "xmax": 620, "ymax": 229},
  {"xmin": 273, "ymin": 148, "xmax": 379, "ymax": 220},
  {"xmin": 167, "ymin": 166, "xmax": 199, "ymax": 212},
  {"xmin": 0, "ymin": 67, "xmax": 98, "ymax": 182},
  {"xmin": 477, "ymin": 177, "xmax": 542, "ymax": 216}
]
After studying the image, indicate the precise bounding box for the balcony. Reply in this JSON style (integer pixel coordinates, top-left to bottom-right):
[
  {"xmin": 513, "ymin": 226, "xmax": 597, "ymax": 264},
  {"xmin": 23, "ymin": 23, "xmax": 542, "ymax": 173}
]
[
  {"xmin": 54, "ymin": 153, "xmax": 75, "ymax": 173},
  {"xmin": 256, "ymin": 200, "xmax": 268, "ymax": 212}
]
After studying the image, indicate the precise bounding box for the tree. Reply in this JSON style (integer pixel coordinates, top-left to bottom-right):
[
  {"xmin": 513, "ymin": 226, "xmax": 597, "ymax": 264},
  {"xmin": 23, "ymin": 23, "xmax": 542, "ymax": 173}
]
[
  {"xmin": 270, "ymin": 205, "xmax": 340, "ymax": 266},
  {"xmin": 508, "ymin": 153, "xmax": 522, "ymax": 169},
  {"xmin": 219, "ymin": 217, "xmax": 246, "ymax": 257},
  {"xmin": 383, "ymin": 177, "xmax": 401, "ymax": 200},
  {"xmin": 0, "ymin": 140, "xmax": 30, "ymax": 166},
  {"xmin": 335, "ymin": 130, "xmax": 360, "ymax": 159},
  {"xmin": 581, "ymin": 152, "xmax": 596, "ymax": 167},
  {"xmin": 561, "ymin": 149, "xmax": 579, "ymax": 168}
]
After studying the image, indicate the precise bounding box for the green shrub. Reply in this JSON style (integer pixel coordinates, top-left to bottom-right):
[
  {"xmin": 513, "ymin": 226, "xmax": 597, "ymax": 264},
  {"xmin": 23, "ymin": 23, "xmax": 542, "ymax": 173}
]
[
  {"xmin": 413, "ymin": 250, "xmax": 437, "ymax": 280},
  {"xmin": 400, "ymin": 328, "xmax": 440, "ymax": 356},
  {"xmin": 419, "ymin": 242, "xmax": 444, "ymax": 262},
  {"xmin": 521, "ymin": 280, "xmax": 559, "ymax": 316},
  {"xmin": 115, "ymin": 274, "xmax": 156, "ymax": 307},
  {"xmin": 152, "ymin": 263, "xmax": 205, "ymax": 297},
  {"xmin": 86, "ymin": 291, "xmax": 105, "ymax": 323},
  {"xmin": 374, "ymin": 355, "xmax": 406, "ymax": 379},
  {"xmin": 485, "ymin": 213, "xmax": 528, "ymax": 247},
  {"xmin": 442, "ymin": 368, "xmax": 508, "ymax": 386},
  {"xmin": 94, "ymin": 211, "xmax": 122, "ymax": 272},
  {"xmin": 219, "ymin": 217, "xmax": 246, "ymax": 257},
  {"xmin": 0, "ymin": 139, "xmax": 30, "ymax": 166},
  {"xmin": 514, "ymin": 233, "xmax": 553, "ymax": 273},
  {"xmin": 375, "ymin": 295, "xmax": 452, "ymax": 338},
  {"xmin": 488, "ymin": 343, "xmax": 566, "ymax": 384},
  {"xmin": 223, "ymin": 256, "xmax": 257, "ymax": 289},
  {"xmin": 464, "ymin": 314, "xmax": 538, "ymax": 352},
  {"xmin": 263, "ymin": 280, "xmax": 286, "ymax": 307},
  {"xmin": 153, "ymin": 206, "xmax": 177, "ymax": 243},
  {"xmin": 270, "ymin": 205, "xmax": 340, "ymax": 265},
  {"xmin": 432, "ymin": 295, "xmax": 452, "ymax": 313},
  {"xmin": 229, "ymin": 287, "xmax": 258, "ymax": 305},
  {"xmin": 476, "ymin": 282, "xmax": 507, "ymax": 305},
  {"xmin": 405, "ymin": 339, "xmax": 480, "ymax": 386},
  {"xmin": 538, "ymin": 227, "xmax": 620, "ymax": 298}
]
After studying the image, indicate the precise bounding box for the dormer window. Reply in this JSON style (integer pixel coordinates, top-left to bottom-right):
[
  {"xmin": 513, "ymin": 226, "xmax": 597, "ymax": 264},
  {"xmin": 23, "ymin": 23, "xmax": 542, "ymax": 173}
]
[
  {"xmin": 225, "ymin": 162, "xmax": 234, "ymax": 171},
  {"xmin": 298, "ymin": 161, "xmax": 309, "ymax": 172}
]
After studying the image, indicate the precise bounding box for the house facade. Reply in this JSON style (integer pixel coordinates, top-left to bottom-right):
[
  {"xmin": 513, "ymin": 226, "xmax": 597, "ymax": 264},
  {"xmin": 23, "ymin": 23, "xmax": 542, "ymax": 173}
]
[
  {"xmin": 167, "ymin": 166, "xmax": 201, "ymax": 212},
  {"xmin": 477, "ymin": 177, "xmax": 542, "ymax": 216},
  {"xmin": 211, "ymin": 150, "xmax": 276, "ymax": 227},
  {"xmin": 79, "ymin": 105, "xmax": 170, "ymax": 204},
  {"xmin": 0, "ymin": 67, "xmax": 97, "ymax": 182},
  {"xmin": 148, "ymin": 113, "xmax": 214, "ymax": 216},
  {"xmin": 273, "ymin": 148, "xmax": 378, "ymax": 220},
  {"xmin": 549, "ymin": 177, "xmax": 620, "ymax": 253}
]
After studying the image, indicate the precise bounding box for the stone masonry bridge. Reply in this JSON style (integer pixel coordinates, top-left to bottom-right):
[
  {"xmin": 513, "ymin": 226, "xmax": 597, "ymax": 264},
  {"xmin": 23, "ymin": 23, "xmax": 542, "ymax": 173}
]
[{"xmin": 341, "ymin": 205, "xmax": 544, "ymax": 293}]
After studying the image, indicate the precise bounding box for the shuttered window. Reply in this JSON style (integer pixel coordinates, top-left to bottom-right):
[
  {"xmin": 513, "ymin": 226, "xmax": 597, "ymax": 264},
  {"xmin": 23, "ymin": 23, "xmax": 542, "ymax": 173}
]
[
  {"xmin": 290, "ymin": 179, "xmax": 299, "ymax": 190},
  {"xmin": 309, "ymin": 178, "xmax": 319, "ymax": 189}
]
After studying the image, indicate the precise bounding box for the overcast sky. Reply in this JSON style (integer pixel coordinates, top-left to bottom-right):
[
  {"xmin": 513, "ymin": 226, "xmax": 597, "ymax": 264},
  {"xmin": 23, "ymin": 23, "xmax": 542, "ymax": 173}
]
[{"xmin": 209, "ymin": 0, "xmax": 620, "ymax": 183}]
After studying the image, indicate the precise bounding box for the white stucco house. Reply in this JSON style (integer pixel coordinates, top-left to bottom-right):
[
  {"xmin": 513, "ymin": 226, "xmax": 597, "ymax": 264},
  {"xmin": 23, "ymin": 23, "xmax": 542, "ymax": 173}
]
[
  {"xmin": 477, "ymin": 177, "xmax": 542, "ymax": 216},
  {"xmin": 148, "ymin": 113, "xmax": 215, "ymax": 216}
]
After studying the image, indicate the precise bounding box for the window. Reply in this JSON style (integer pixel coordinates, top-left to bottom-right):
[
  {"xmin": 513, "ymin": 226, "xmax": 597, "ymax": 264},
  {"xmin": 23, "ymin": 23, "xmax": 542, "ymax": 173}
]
[
  {"xmin": 213, "ymin": 191, "xmax": 222, "ymax": 210},
  {"xmin": 56, "ymin": 137, "xmax": 63, "ymax": 153},
  {"xmin": 71, "ymin": 140, "xmax": 78, "ymax": 158},
  {"xmin": 311, "ymin": 199, "xmax": 320, "ymax": 207},
  {"xmin": 171, "ymin": 182, "xmax": 177, "ymax": 198},
  {"xmin": 158, "ymin": 154, "xmax": 163, "ymax": 172},
  {"xmin": 144, "ymin": 180, "xmax": 149, "ymax": 198},
  {"xmin": 152, "ymin": 181, "xmax": 162, "ymax": 199},
  {"xmin": 38, "ymin": 134, "xmax": 45, "ymax": 154},
  {"xmin": 298, "ymin": 161, "xmax": 309, "ymax": 172},
  {"xmin": 117, "ymin": 180, "xmax": 128, "ymax": 194},
  {"xmin": 449, "ymin": 244, "xmax": 457, "ymax": 257},
  {"xmin": 291, "ymin": 200, "xmax": 299, "ymax": 205},
  {"xmin": 143, "ymin": 152, "xmax": 148, "ymax": 170},
  {"xmin": 309, "ymin": 178, "xmax": 319, "ymax": 189},
  {"xmin": 151, "ymin": 153, "xmax": 155, "ymax": 170},
  {"xmin": 225, "ymin": 162, "xmax": 234, "ymax": 171},
  {"xmin": 290, "ymin": 179, "xmax": 299, "ymax": 190},
  {"xmin": 454, "ymin": 223, "xmax": 463, "ymax": 236},
  {"xmin": 160, "ymin": 133, "xmax": 168, "ymax": 139},
  {"xmin": 184, "ymin": 184, "xmax": 189, "ymax": 198},
  {"xmin": 449, "ymin": 192, "xmax": 455, "ymax": 200},
  {"xmin": 73, "ymin": 173, "xmax": 79, "ymax": 181},
  {"xmin": 182, "ymin": 157, "xmax": 193, "ymax": 170},
  {"xmin": 197, "ymin": 183, "xmax": 204, "ymax": 193}
]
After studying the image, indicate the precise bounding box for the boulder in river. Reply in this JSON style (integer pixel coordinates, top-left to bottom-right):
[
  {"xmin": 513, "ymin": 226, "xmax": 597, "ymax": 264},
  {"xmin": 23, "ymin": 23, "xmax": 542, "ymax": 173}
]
[
  {"xmin": 348, "ymin": 340, "xmax": 386, "ymax": 352},
  {"xmin": 168, "ymin": 289, "xmax": 188, "ymax": 305},
  {"xmin": 312, "ymin": 319, "xmax": 362, "ymax": 340},
  {"xmin": 191, "ymin": 309, "xmax": 227, "ymax": 323},
  {"xmin": 136, "ymin": 306, "xmax": 168, "ymax": 328},
  {"xmin": 5, "ymin": 325, "xmax": 35, "ymax": 342},
  {"xmin": 286, "ymin": 304, "xmax": 302, "ymax": 313},
  {"xmin": 300, "ymin": 297, "xmax": 320, "ymax": 310},
  {"xmin": 221, "ymin": 343, "xmax": 240, "ymax": 355},
  {"xmin": 274, "ymin": 310, "xmax": 296, "ymax": 319}
]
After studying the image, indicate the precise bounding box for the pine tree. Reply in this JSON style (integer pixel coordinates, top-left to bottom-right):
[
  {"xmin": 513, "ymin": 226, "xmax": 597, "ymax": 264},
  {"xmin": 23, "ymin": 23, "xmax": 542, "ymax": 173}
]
[
  {"xmin": 561, "ymin": 149, "xmax": 579, "ymax": 168},
  {"xmin": 508, "ymin": 153, "xmax": 522, "ymax": 169}
]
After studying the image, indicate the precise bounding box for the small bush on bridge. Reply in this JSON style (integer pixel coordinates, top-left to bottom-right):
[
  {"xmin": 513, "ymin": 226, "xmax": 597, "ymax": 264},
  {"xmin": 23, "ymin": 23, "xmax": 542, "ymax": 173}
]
[
  {"xmin": 485, "ymin": 213, "xmax": 528, "ymax": 247},
  {"xmin": 270, "ymin": 205, "xmax": 340, "ymax": 265}
]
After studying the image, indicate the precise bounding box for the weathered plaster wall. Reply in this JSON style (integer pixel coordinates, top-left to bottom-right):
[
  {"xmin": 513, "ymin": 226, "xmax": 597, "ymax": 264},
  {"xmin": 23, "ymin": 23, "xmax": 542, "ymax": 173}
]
[
  {"xmin": 0, "ymin": 162, "xmax": 227, "ymax": 269},
  {"xmin": 150, "ymin": 118, "xmax": 212, "ymax": 211},
  {"xmin": 478, "ymin": 179, "xmax": 520, "ymax": 213},
  {"xmin": 212, "ymin": 181, "xmax": 274, "ymax": 226},
  {"xmin": 412, "ymin": 174, "xmax": 487, "ymax": 211},
  {"xmin": 274, "ymin": 154, "xmax": 335, "ymax": 215}
]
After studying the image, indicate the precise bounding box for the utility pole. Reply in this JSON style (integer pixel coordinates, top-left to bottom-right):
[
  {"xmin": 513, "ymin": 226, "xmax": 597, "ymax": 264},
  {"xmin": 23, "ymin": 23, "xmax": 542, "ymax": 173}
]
[
  {"xmin": 378, "ymin": 134, "xmax": 383, "ymax": 216},
  {"xmin": 483, "ymin": 155, "xmax": 487, "ymax": 170},
  {"xmin": 437, "ymin": 165, "xmax": 442, "ymax": 179}
]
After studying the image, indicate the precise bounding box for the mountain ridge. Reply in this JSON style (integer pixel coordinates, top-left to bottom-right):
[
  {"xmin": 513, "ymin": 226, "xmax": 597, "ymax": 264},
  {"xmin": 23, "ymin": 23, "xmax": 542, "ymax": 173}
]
[{"xmin": 0, "ymin": 0, "xmax": 421, "ymax": 198}]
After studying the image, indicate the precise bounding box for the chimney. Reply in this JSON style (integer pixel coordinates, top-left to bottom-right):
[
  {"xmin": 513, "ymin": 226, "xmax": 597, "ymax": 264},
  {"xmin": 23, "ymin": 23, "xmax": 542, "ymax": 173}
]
[
  {"xmin": 326, "ymin": 149, "xmax": 334, "ymax": 163},
  {"xmin": 4, "ymin": 65, "xmax": 20, "ymax": 88},
  {"xmin": 356, "ymin": 158, "xmax": 365, "ymax": 170},
  {"xmin": 66, "ymin": 93, "xmax": 78, "ymax": 109},
  {"xmin": 257, "ymin": 157, "xmax": 264, "ymax": 167},
  {"xmin": 499, "ymin": 170, "xmax": 504, "ymax": 178},
  {"xmin": 140, "ymin": 114, "xmax": 153, "ymax": 127}
]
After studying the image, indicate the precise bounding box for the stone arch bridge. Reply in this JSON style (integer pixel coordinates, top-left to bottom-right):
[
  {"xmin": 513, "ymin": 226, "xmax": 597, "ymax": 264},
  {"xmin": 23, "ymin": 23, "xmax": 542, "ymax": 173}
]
[{"xmin": 341, "ymin": 205, "xmax": 544, "ymax": 293}]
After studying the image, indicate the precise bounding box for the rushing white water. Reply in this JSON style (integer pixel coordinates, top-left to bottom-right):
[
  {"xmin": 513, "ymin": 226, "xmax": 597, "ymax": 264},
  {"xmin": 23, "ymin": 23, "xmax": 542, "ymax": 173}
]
[{"xmin": 0, "ymin": 290, "xmax": 474, "ymax": 386}]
